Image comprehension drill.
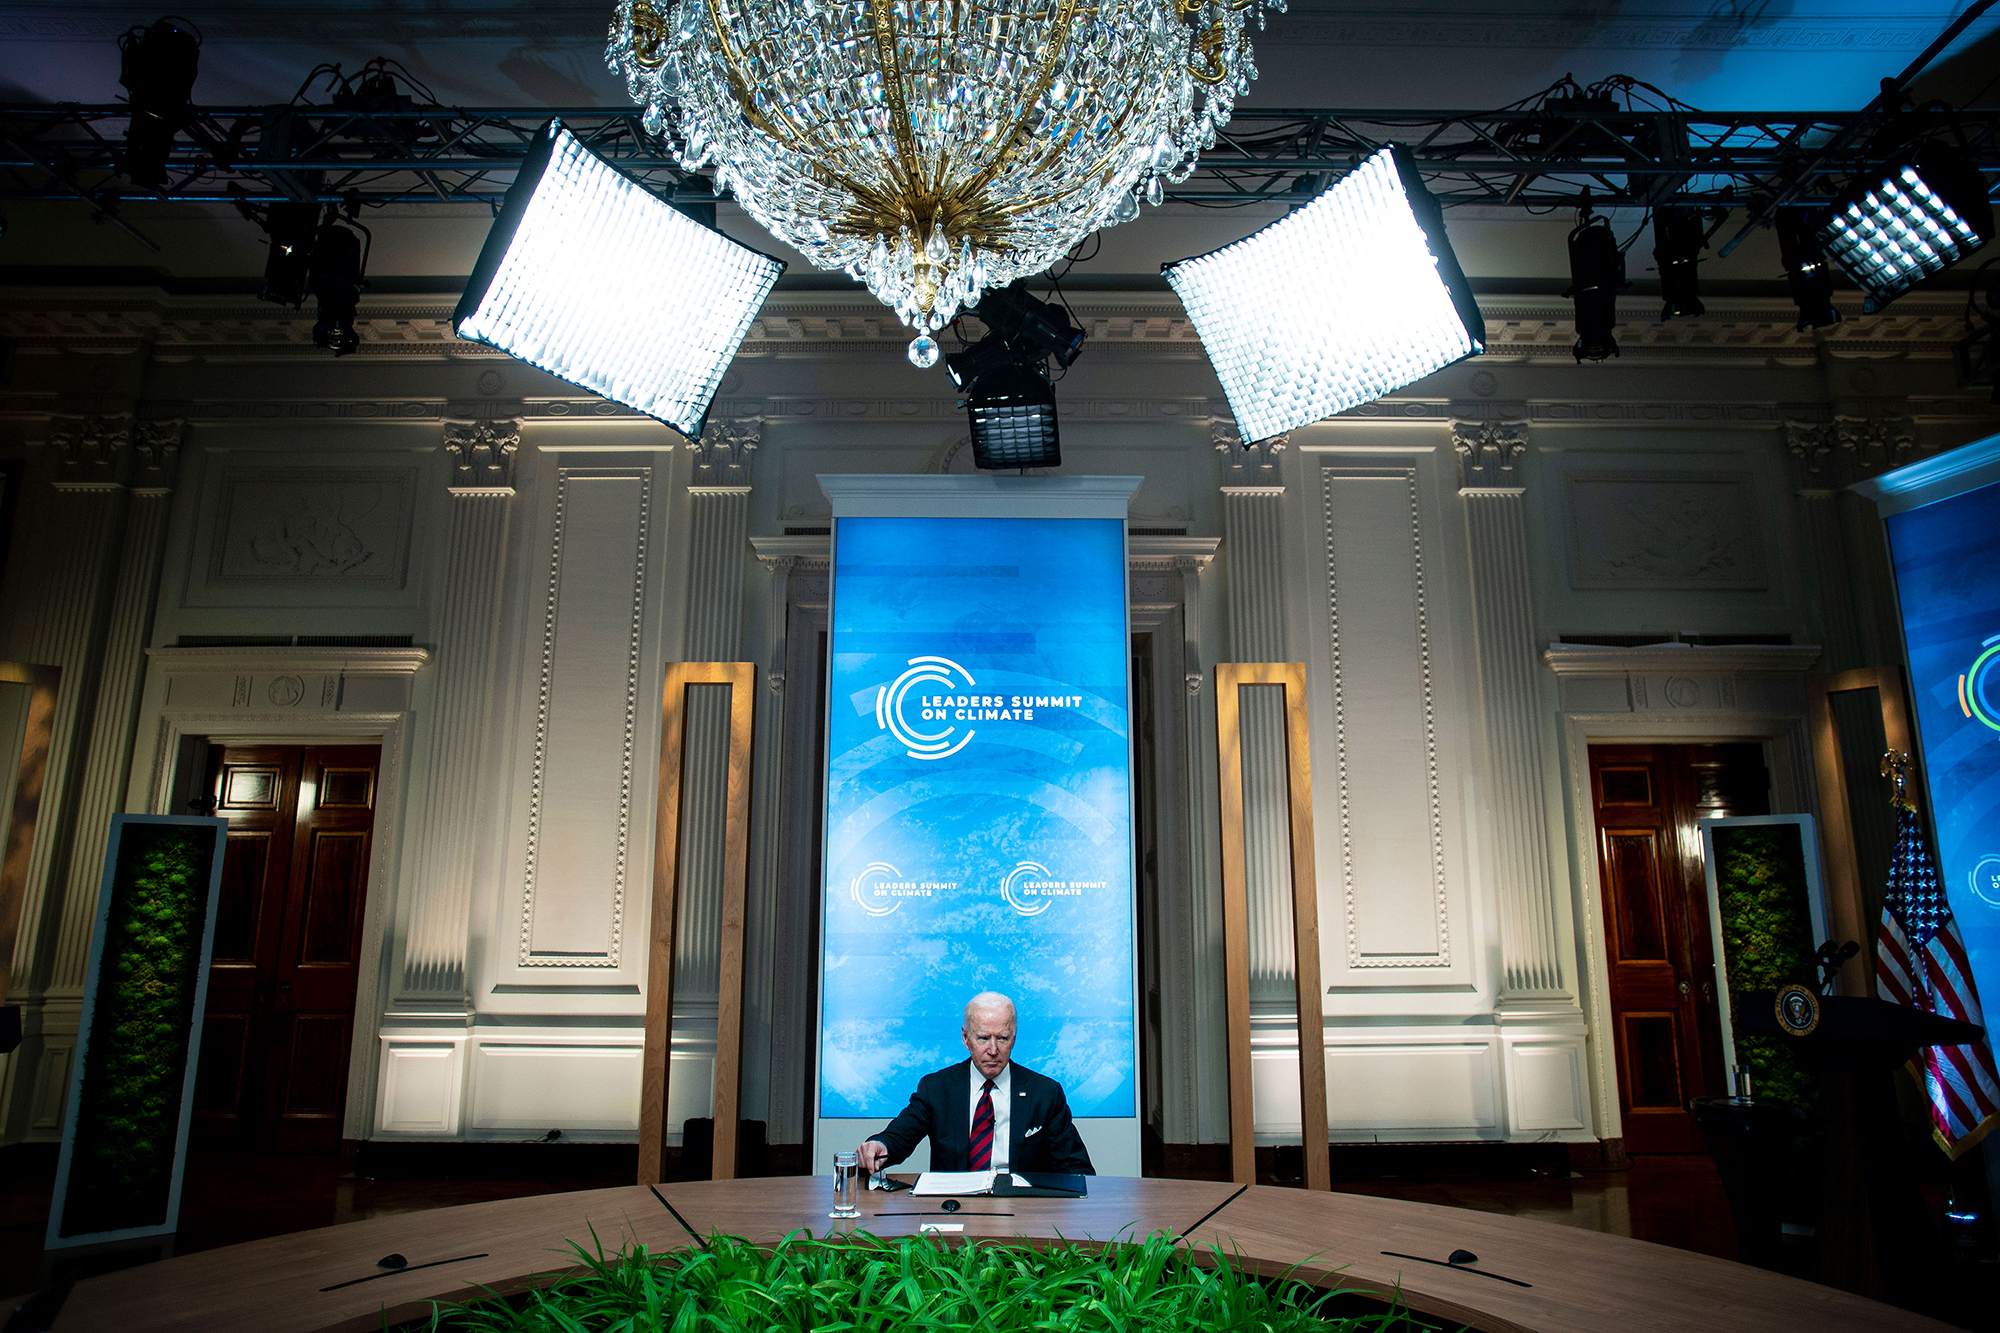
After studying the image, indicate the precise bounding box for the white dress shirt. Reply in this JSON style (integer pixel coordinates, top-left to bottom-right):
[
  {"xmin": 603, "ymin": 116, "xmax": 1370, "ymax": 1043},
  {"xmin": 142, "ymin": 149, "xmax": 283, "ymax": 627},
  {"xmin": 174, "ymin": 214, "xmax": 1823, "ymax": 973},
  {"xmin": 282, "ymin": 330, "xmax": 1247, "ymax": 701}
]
[{"xmin": 968, "ymin": 1062, "xmax": 1011, "ymax": 1171}]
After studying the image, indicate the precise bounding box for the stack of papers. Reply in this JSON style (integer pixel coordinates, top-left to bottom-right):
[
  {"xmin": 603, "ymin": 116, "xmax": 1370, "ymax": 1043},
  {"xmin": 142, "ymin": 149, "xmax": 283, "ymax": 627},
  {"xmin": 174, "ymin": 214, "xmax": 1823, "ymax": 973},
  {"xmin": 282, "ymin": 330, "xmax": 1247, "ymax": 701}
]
[{"xmin": 911, "ymin": 1171, "xmax": 1032, "ymax": 1195}]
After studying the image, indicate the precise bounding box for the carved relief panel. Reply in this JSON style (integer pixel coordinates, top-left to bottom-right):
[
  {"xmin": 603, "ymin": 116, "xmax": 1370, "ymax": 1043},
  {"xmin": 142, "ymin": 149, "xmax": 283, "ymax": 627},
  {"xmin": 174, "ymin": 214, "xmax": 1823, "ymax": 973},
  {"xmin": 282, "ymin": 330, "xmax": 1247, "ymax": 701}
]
[
  {"xmin": 1564, "ymin": 471, "xmax": 1767, "ymax": 592},
  {"xmin": 182, "ymin": 450, "xmax": 427, "ymax": 608},
  {"xmin": 1536, "ymin": 438, "xmax": 1806, "ymax": 642}
]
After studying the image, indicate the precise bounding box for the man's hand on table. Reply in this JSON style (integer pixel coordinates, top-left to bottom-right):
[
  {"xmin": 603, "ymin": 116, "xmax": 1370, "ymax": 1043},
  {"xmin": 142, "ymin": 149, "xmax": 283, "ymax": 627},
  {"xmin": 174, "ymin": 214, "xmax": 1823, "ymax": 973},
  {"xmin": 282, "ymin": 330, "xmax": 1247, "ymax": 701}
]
[{"xmin": 857, "ymin": 1139, "xmax": 888, "ymax": 1174}]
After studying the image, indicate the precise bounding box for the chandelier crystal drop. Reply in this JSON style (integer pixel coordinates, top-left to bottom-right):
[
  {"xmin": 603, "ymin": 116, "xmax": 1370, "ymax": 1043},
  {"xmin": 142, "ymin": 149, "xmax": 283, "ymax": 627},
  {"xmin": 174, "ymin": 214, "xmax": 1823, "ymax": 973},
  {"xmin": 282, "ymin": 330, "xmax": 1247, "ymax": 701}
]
[{"xmin": 607, "ymin": 0, "xmax": 1282, "ymax": 355}]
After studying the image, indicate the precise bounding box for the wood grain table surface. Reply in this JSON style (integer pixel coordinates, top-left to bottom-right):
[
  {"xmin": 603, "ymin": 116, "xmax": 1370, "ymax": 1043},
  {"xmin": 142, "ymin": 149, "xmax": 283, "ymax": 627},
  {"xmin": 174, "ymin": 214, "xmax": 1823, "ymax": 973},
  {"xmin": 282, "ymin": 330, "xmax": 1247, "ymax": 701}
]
[{"xmin": 51, "ymin": 1175, "xmax": 1951, "ymax": 1333}]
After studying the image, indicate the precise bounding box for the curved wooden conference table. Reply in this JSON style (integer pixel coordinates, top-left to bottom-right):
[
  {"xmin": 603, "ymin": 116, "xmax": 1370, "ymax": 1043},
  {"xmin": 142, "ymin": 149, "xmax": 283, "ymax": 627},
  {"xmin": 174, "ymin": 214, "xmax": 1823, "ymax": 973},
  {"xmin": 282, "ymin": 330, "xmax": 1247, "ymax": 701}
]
[{"xmin": 53, "ymin": 1175, "xmax": 1947, "ymax": 1333}]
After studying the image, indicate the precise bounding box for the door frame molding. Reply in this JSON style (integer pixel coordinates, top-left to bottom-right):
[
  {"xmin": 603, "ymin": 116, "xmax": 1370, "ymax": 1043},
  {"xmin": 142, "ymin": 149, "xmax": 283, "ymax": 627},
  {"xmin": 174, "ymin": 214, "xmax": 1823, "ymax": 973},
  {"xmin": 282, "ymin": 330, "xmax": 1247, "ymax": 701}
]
[
  {"xmin": 132, "ymin": 647, "xmax": 428, "ymax": 1141},
  {"xmin": 1547, "ymin": 642, "xmax": 1822, "ymax": 1147}
]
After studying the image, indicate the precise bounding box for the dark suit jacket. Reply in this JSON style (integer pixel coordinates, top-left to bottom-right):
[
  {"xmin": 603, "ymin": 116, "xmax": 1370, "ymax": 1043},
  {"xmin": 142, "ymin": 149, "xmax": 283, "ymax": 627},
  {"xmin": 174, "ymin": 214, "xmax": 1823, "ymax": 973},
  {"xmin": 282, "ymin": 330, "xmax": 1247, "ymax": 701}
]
[{"xmin": 867, "ymin": 1059, "xmax": 1095, "ymax": 1174}]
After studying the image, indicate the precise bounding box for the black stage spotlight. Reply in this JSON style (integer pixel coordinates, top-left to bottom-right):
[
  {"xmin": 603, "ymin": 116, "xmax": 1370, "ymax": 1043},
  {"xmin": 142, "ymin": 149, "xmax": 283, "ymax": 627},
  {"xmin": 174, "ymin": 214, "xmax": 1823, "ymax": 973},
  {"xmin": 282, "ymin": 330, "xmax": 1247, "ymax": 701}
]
[
  {"xmin": 1651, "ymin": 206, "xmax": 1707, "ymax": 321},
  {"xmin": 966, "ymin": 363, "xmax": 1060, "ymax": 470},
  {"xmin": 946, "ymin": 281, "xmax": 1086, "ymax": 389},
  {"xmin": 973, "ymin": 282, "xmax": 1087, "ymax": 367},
  {"xmin": 253, "ymin": 200, "xmax": 321, "ymax": 307},
  {"xmin": 308, "ymin": 218, "xmax": 370, "ymax": 357},
  {"xmin": 1564, "ymin": 207, "xmax": 1626, "ymax": 362},
  {"xmin": 116, "ymin": 18, "xmax": 201, "ymax": 189},
  {"xmin": 1815, "ymin": 140, "xmax": 1994, "ymax": 313},
  {"xmin": 943, "ymin": 334, "xmax": 1015, "ymax": 392},
  {"xmin": 1776, "ymin": 209, "xmax": 1842, "ymax": 332}
]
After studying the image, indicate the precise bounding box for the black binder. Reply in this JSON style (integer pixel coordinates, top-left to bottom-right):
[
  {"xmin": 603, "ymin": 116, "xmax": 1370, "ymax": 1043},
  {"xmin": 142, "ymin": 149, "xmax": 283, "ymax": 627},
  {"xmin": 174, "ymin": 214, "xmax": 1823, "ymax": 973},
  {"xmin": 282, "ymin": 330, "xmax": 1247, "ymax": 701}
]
[{"xmin": 990, "ymin": 1172, "xmax": 1088, "ymax": 1198}]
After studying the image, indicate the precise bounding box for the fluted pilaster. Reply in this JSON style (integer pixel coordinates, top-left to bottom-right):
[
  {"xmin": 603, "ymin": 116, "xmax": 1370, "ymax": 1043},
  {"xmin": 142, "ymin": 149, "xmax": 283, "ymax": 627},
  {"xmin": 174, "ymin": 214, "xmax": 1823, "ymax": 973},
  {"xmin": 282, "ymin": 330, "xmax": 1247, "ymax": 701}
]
[
  {"xmin": 49, "ymin": 479, "xmax": 176, "ymax": 991},
  {"xmin": 1, "ymin": 453, "xmax": 128, "ymax": 1001},
  {"xmin": 1219, "ymin": 468, "xmax": 1296, "ymax": 1004},
  {"xmin": 675, "ymin": 484, "xmax": 753, "ymax": 1002},
  {"xmin": 401, "ymin": 423, "xmax": 519, "ymax": 997},
  {"xmin": 1454, "ymin": 423, "xmax": 1567, "ymax": 999}
]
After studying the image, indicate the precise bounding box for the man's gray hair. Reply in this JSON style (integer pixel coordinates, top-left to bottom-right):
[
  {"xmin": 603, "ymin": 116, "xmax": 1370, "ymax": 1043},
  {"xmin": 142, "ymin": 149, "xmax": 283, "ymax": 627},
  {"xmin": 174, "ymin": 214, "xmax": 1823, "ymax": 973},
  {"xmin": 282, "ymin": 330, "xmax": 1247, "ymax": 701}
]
[{"xmin": 962, "ymin": 992, "xmax": 1017, "ymax": 1032}]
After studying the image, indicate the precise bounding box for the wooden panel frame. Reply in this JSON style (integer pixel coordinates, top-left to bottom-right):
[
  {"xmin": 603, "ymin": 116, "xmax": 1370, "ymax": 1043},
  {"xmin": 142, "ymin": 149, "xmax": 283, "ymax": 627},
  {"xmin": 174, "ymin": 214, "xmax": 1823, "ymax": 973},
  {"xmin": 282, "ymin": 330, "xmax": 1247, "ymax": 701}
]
[
  {"xmin": 0, "ymin": 661, "xmax": 60, "ymax": 1008},
  {"xmin": 1215, "ymin": 662, "xmax": 1330, "ymax": 1189},
  {"xmin": 1804, "ymin": 667, "xmax": 1913, "ymax": 997},
  {"xmin": 639, "ymin": 662, "xmax": 756, "ymax": 1184}
]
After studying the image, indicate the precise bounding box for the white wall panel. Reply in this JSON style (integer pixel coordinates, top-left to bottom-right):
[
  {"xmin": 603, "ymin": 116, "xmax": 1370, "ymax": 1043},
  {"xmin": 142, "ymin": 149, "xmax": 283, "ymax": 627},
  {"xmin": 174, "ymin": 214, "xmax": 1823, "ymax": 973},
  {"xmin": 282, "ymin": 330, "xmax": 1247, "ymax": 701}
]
[
  {"xmin": 1311, "ymin": 455, "xmax": 1476, "ymax": 993},
  {"xmin": 466, "ymin": 1042, "xmax": 646, "ymax": 1132},
  {"xmin": 519, "ymin": 469, "xmax": 652, "ymax": 967},
  {"xmin": 1505, "ymin": 1039, "xmax": 1589, "ymax": 1132},
  {"xmin": 1250, "ymin": 1037, "xmax": 1499, "ymax": 1137},
  {"xmin": 1328, "ymin": 1042, "xmax": 1498, "ymax": 1131},
  {"xmin": 377, "ymin": 1041, "xmax": 463, "ymax": 1135}
]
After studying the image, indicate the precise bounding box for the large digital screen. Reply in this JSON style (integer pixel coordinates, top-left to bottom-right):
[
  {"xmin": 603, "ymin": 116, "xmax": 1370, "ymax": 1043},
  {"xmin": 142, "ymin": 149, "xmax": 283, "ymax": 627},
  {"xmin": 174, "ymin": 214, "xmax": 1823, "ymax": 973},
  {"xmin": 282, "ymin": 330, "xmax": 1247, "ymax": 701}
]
[
  {"xmin": 1885, "ymin": 481, "xmax": 2000, "ymax": 1013},
  {"xmin": 818, "ymin": 515, "xmax": 1135, "ymax": 1120}
]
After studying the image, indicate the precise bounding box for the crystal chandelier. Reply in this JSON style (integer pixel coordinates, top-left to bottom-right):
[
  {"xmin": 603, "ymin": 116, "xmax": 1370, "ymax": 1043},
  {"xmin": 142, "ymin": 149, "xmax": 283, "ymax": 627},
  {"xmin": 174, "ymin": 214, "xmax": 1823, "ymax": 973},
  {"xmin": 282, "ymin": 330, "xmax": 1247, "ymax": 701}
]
[{"xmin": 607, "ymin": 0, "xmax": 1281, "ymax": 364}]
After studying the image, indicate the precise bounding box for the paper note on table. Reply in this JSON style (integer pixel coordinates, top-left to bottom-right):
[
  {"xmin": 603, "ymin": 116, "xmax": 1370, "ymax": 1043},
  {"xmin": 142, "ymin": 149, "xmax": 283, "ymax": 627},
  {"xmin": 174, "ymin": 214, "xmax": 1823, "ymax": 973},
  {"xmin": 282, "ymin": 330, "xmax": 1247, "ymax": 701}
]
[{"xmin": 911, "ymin": 1170, "xmax": 997, "ymax": 1195}]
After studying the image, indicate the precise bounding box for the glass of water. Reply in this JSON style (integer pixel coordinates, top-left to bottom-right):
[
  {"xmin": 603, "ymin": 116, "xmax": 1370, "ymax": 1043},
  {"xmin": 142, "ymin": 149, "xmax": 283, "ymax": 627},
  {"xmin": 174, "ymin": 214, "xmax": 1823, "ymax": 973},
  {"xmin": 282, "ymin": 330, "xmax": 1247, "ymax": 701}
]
[{"xmin": 830, "ymin": 1150, "xmax": 861, "ymax": 1218}]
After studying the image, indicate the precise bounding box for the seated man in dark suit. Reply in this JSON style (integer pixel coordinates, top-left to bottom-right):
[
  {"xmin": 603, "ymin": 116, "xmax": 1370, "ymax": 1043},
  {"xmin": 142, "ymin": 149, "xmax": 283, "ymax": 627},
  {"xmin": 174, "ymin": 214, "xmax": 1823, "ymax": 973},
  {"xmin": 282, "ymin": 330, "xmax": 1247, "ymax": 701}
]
[{"xmin": 856, "ymin": 991, "xmax": 1095, "ymax": 1176}]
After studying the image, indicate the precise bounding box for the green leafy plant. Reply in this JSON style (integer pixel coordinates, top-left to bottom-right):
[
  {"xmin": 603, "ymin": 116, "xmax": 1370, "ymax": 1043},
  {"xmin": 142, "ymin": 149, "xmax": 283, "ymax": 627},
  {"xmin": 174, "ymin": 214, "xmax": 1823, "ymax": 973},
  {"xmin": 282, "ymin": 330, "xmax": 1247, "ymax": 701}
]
[
  {"xmin": 411, "ymin": 1230, "xmax": 1435, "ymax": 1333},
  {"xmin": 59, "ymin": 822, "xmax": 216, "ymax": 1238},
  {"xmin": 1711, "ymin": 825, "xmax": 1820, "ymax": 1110}
]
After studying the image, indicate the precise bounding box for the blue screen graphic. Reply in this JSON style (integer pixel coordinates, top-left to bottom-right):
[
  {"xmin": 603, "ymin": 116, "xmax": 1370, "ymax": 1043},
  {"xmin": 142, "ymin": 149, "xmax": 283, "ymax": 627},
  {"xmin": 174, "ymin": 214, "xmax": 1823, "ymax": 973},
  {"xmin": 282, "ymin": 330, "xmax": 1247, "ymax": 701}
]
[
  {"xmin": 818, "ymin": 516, "xmax": 1135, "ymax": 1120},
  {"xmin": 1886, "ymin": 482, "xmax": 2000, "ymax": 1017}
]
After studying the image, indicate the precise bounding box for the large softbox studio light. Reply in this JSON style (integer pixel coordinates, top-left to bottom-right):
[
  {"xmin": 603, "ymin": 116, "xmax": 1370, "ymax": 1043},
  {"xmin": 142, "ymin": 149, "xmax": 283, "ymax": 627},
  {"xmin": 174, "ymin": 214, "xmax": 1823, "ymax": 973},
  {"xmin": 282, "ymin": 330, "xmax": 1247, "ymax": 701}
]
[
  {"xmin": 454, "ymin": 120, "xmax": 785, "ymax": 437},
  {"xmin": 1164, "ymin": 145, "xmax": 1484, "ymax": 443}
]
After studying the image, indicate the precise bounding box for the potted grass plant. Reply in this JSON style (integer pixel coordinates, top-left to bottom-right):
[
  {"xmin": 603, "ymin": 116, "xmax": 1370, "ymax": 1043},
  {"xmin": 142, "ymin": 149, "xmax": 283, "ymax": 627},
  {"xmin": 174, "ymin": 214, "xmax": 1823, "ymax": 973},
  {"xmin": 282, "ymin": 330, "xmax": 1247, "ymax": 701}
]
[{"xmin": 409, "ymin": 1229, "xmax": 1434, "ymax": 1332}]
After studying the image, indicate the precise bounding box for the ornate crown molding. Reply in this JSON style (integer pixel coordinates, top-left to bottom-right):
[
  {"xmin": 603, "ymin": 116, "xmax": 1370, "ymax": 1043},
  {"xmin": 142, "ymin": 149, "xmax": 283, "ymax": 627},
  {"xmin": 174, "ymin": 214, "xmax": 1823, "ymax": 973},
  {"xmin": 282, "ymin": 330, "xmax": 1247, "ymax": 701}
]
[{"xmin": 0, "ymin": 288, "xmax": 1985, "ymax": 367}]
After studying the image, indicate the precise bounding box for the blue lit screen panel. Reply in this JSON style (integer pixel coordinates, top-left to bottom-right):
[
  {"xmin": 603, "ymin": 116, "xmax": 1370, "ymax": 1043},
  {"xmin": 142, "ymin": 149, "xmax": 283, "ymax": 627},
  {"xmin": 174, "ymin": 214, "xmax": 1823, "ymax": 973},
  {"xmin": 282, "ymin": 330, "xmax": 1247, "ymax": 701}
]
[
  {"xmin": 1885, "ymin": 480, "xmax": 2000, "ymax": 1009},
  {"xmin": 817, "ymin": 515, "xmax": 1136, "ymax": 1121}
]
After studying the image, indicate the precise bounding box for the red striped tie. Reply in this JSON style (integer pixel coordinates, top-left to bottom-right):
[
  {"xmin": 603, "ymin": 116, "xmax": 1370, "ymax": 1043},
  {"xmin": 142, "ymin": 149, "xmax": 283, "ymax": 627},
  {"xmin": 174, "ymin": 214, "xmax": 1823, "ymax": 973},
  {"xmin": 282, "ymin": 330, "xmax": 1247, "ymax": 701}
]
[{"xmin": 968, "ymin": 1079, "xmax": 996, "ymax": 1170}]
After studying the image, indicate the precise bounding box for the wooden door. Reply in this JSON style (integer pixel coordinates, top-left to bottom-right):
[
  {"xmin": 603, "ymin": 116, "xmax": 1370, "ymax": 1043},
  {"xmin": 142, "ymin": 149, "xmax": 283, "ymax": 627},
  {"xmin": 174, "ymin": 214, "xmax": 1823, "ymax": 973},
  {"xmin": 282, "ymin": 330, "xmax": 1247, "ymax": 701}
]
[
  {"xmin": 193, "ymin": 744, "xmax": 379, "ymax": 1153},
  {"xmin": 1590, "ymin": 743, "xmax": 1768, "ymax": 1153}
]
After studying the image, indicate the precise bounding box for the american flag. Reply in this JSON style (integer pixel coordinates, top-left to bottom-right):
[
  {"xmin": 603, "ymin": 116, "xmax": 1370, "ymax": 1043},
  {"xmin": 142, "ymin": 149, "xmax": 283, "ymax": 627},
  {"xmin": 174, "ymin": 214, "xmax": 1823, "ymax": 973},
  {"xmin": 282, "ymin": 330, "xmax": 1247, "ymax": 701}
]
[{"xmin": 1875, "ymin": 761, "xmax": 2000, "ymax": 1158}]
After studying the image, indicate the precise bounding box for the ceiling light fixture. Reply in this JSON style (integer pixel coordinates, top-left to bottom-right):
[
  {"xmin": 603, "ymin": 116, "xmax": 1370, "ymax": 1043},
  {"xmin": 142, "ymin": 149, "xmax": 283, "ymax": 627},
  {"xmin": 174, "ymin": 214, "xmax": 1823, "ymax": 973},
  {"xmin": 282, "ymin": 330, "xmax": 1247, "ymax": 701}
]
[
  {"xmin": 607, "ymin": 0, "xmax": 1279, "ymax": 364},
  {"xmin": 1564, "ymin": 204, "xmax": 1626, "ymax": 362},
  {"xmin": 1162, "ymin": 145, "xmax": 1483, "ymax": 443},
  {"xmin": 454, "ymin": 120, "xmax": 784, "ymax": 438},
  {"xmin": 1814, "ymin": 140, "xmax": 1993, "ymax": 313}
]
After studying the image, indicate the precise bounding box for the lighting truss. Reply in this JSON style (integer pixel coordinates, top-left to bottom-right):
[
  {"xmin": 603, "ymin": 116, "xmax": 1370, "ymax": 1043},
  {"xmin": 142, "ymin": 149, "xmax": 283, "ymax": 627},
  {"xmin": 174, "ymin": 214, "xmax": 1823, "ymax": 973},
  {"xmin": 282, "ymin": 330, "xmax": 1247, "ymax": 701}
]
[
  {"xmin": 1164, "ymin": 145, "xmax": 1483, "ymax": 443},
  {"xmin": 454, "ymin": 120, "xmax": 783, "ymax": 437},
  {"xmin": 3, "ymin": 104, "xmax": 1998, "ymax": 212}
]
